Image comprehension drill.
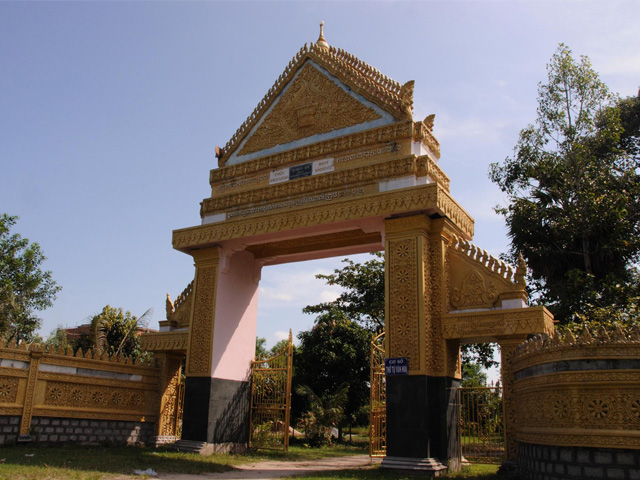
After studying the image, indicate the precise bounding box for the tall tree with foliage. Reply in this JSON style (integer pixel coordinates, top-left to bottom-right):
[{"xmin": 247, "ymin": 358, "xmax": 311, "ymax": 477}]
[
  {"xmin": 293, "ymin": 308, "xmax": 370, "ymax": 439},
  {"xmin": 0, "ymin": 214, "xmax": 61, "ymax": 342},
  {"xmin": 303, "ymin": 252, "xmax": 385, "ymax": 331},
  {"xmin": 490, "ymin": 44, "xmax": 640, "ymax": 325}
]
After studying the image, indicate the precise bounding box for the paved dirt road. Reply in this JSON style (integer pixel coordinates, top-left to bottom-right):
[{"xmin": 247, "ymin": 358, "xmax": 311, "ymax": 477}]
[{"xmin": 156, "ymin": 455, "xmax": 381, "ymax": 480}]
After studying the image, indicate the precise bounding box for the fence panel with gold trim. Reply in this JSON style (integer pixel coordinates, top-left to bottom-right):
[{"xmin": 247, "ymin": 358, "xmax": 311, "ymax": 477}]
[{"xmin": 0, "ymin": 343, "xmax": 161, "ymax": 445}]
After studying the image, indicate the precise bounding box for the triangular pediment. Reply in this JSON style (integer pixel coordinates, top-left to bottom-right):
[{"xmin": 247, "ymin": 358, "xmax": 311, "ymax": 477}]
[
  {"xmin": 236, "ymin": 63, "xmax": 383, "ymax": 157},
  {"xmin": 219, "ymin": 43, "xmax": 414, "ymax": 166}
]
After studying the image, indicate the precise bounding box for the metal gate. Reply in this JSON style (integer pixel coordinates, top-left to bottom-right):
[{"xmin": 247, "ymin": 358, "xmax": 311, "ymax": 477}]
[
  {"xmin": 249, "ymin": 330, "xmax": 293, "ymax": 451},
  {"xmin": 369, "ymin": 331, "xmax": 386, "ymax": 457},
  {"xmin": 458, "ymin": 386, "xmax": 504, "ymax": 463}
]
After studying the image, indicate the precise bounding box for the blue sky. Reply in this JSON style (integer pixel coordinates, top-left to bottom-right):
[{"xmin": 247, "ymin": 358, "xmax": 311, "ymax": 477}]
[{"xmin": 2, "ymin": 1, "xmax": 639, "ymax": 348}]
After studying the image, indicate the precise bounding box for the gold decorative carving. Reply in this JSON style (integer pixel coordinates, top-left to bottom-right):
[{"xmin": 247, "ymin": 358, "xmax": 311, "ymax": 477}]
[
  {"xmin": 204, "ymin": 156, "xmax": 419, "ymax": 215},
  {"xmin": 37, "ymin": 371, "xmax": 158, "ymax": 389},
  {"xmin": 20, "ymin": 351, "xmax": 41, "ymax": 434},
  {"xmin": 31, "ymin": 408, "xmax": 155, "ymax": 423},
  {"xmin": 399, "ymin": 80, "xmax": 414, "ymax": 118},
  {"xmin": 186, "ymin": 250, "xmax": 219, "ymax": 376},
  {"xmin": 226, "ymin": 187, "xmax": 367, "ymax": 220},
  {"xmin": 441, "ymin": 307, "xmax": 554, "ymax": 341},
  {"xmin": 515, "ymin": 380, "xmax": 640, "ymax": 448},
  {"xmin": 499, "ymin": 338, "xmax": 524, "ymax": 461},
  {"xmin": 416, "ymin": 155, "xmax": 448, "ymax": 191},
  {"xmin": 428, "ymin": 231, "xmax": 451, "ymax": 377},
  {"xmin": 238, "ymin": 64, "xmax": 381, "ymax": 156},
  {"xmin": 219, "ymin": 42, "xmax": 411, "ymax": 165},
  {"xmin": 44, "ymin": 381, "xmax": 146, "ymax": 412},
  {"xmin": 511, "ymin": 328, "xmax": 640, "ymax": 451},
  {"xmin": 450, "ymin": 235, "xmax": 517, "ymax": 284},
  {"xmin": 0, "ymin": 346, "xmax": 31, "ymax": 363},
  {"xmin": 156, "ymin": 354, "xmax": 183, "ymax": 437},
  {"xmin": 166, "ymin": 281, "xmax": 194, "ymax": 329},
  {"xmin": 212, "ymin": 122, "xmax": 414, "ymax": 183},
  {"xmin": 451, "ymin": 270, "xmax": 499, "ymax": 309},
  {"xmin": 517, "ymin": 430, "xmax": 640, "ymax": 450},
  {"xmin": 0, "ymin": 377, "xmax": 19, "ymax": 403},
  {"xmin": 175, "ymin": 184, "xmax": 474, "ymax": 252},
  {"xmin": 413, "ymin": 121, "xmax": 441, "ymax": 159},
  {"xmin": 0, "ymin": 406, "xmax": 22, "ymax": 415},
  {"xmin": 447, "ymin": 236, "xmax": 529, "ymax": 313},
  {"xmin": 0, "ymin": 344, "xmax": 161, "ymax": 429},
  {"xmin": 246, "ymin": 230, "xmax": 381, "ymax": 259},
  {"xmin": 38, "ymin": 355, "xmax": 157, "ymax": 377},
  {"xmin": 512, "ymin": 327, "xmax": 640, "ymax": 372},
  {"xmin": 140, "ymin": 331, "xmax": 189, "ymax": 353},
  {"xmin": 387, "ymin": 237, "xmax": 420, "ymax": 370}
]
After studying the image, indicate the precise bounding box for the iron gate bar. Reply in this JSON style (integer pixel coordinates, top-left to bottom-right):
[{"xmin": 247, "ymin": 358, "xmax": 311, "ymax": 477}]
[
  {"xmin": 458, "ymin": 386, "xmax": 504, "ymax": 464},
  {"xmin": 249, "ymin": 330, "xmax": 293, "ymax": 451},
  {"xmin": 369, "ymin": 331, "xmax": 386, "ymax": 457}
]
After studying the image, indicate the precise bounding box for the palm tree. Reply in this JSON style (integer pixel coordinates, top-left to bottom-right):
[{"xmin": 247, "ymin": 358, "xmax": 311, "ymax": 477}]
[
  {"xmin": 90, "ymin": 305, "xmax": 152, "ymax": 357},
  {"xmin": 296, "ymin": 383, "xmax": 349, "ymax": 445}
]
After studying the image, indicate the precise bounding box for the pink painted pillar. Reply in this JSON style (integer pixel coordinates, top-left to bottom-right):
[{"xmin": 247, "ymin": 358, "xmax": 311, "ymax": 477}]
[{"xmin": 181, "ymin": 248, "xmax": 259, "ymax": 450}]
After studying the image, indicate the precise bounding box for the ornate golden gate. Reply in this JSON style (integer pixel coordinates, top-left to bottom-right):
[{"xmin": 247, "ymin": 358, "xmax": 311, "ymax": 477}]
[
  {"xmin": 369, "ymin": 331, "xmax": 386, "ymax": 457},
  {"xmin": 249, "ymin": 331, "xmax": 294, "ymax": 451},
  {"xmin": 458, "ymin": 386, "xmax": 504, "ymax": 463}
]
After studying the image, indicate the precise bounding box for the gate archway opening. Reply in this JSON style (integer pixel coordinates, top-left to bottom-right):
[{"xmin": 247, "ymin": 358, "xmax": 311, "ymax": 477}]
[{"xmin": 458, "ymin": 341, "xmax": 504, "ymax": 464}]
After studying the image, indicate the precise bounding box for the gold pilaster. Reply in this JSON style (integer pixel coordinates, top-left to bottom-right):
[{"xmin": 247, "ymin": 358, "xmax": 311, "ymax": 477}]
[
  {"xmin": 385, "ymin": 215, "xmax": 434, "ymax": 376},
  {"xmin": 155, "ymin": 353, "xmax": 183, "ymax": 437},
  {"xmin": 185, "ymin": 248, "xmax": 220, "ymax": 377},
  {"xmin": 19, "ymin": 350, "xmax": 42, "ymax": 436}
]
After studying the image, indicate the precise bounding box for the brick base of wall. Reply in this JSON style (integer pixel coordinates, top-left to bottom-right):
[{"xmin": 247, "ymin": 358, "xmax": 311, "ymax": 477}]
[
  {"xmin": 0, "ymin": 416, "xmax": 155, "ymax": 446},
  {"xmin": 519, "ymin": 442, "xmax": 640, "ymax": 480},
  {"xmin": 0, "ymin": 415, "xmax": 21, "ymax": 444}
]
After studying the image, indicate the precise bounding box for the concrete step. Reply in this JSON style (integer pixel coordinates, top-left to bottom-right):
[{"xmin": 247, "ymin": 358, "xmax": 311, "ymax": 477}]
[{"xmin": 172, "ymin": 439, "xmax": 213, "ymax": 455}]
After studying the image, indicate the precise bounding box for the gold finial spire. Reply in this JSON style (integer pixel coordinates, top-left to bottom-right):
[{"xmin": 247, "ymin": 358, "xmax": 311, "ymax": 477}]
[{"xmin": 316, "ymin": 21, "xmax": 328, "ymax": 49}]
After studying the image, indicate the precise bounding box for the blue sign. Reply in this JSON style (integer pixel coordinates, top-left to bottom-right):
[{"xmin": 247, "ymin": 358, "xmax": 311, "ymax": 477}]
[{"xmin": 384, "ymin": 357, "xmax": 409, "ymax": 375}]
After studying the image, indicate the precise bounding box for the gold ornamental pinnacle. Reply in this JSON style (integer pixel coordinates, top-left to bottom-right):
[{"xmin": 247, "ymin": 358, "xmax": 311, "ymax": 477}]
[{"xmin": 316, "ymin": 21, "xmax": 328, "ymax": 49}]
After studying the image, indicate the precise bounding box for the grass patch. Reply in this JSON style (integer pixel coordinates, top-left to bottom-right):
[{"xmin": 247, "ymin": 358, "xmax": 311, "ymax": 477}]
[
  {"xmin": 0, "ymin": 443, "xmax": 505, "ymax": 480},
  {"xmin": 251, "ymin": 441, "xmax": 368, "ymax": 461},
  {"xmin": 0, "ymin": 444, "xmax": 240, "ymax": 479},
  {"xmin": 0, "ymin": 442, "xmax": 368, "ymax": 480}
]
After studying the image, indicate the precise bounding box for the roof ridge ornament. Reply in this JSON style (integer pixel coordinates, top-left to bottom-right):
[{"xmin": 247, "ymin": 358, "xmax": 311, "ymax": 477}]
[{"xmin": 316, "ymin": 21, "xmax": 329, "ymax": 49}]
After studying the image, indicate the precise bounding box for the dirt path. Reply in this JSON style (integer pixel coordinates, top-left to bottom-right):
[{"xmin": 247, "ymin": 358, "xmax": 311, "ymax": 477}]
[{"xmin": 155, "ymin": 455, "xmax": 381, "ymax": 480}]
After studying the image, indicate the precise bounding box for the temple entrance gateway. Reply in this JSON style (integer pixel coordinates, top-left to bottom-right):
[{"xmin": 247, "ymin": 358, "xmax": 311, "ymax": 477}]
[{"xmin": 142, "ymin": 25, "xmax": 553, "ymax": 472}]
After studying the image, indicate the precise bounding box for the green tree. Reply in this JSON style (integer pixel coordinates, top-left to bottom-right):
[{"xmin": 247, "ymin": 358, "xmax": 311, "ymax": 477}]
[
  {"xmin": 89, "ymin": 305, "xmax": 152, "ymax": 359},
  {"xmin": 489, "ymin": 45, "xmax": 640, "ymax": 325},
  {"xmin": 293, "ymin": 308, "xmax": 370, "ymax": 440},
  {"xmin": 0, "ymin": 214, "xmax": 61, "ymax": 343},
  {"xmin": 461, "ymin": 362, "xmax": 489, "ymax": 388},
  {"xmin": 255, "ymin": 336, "xmax": 268, "ymax": 358},
  {"xmin": 269, "ymin": 338, "xmax": 289, "ymax": 356},
  {"xmin": 44, "ymin": 326, "xmax": 70, "ymax": 351},
  {"xmin": 295, "ymin": 383, "xmax": 349, "ymax": 446},
  {"xmin": 255, "ymin": 337, "xmax": 289, "ymax": 359},
  {"xmin": 303, "ymin": 252, "xmax": 385, "ymax": 331}
]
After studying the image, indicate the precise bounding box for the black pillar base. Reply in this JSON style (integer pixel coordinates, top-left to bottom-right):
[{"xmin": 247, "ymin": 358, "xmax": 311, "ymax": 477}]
[
  {"xmin": 181, "ymin": 377, "xmax": 250, "ymax": 446},
  {"xmin": 386, "ymin": 375, "xmax": 460, "ymax": 469}
]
